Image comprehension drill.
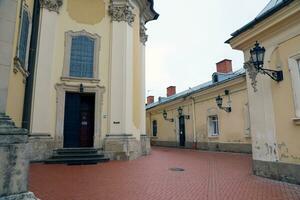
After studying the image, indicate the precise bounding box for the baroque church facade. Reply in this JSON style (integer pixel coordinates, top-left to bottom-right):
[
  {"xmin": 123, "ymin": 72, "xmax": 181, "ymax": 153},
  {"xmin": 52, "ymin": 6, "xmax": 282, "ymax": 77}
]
[{"xmin": 0, "ymin": 0, "xmax": 158, "ymax": 162}]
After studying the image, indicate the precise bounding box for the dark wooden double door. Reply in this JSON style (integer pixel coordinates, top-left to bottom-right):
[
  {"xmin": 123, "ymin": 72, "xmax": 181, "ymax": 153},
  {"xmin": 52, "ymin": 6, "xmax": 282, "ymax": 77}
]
[
  {"xmin": 63, "ymin": 92, "xmax": 95, "ymax": 148},
  {"xmin": 179, "ymin": 116, "xmax": 186, "ymax": 147}
]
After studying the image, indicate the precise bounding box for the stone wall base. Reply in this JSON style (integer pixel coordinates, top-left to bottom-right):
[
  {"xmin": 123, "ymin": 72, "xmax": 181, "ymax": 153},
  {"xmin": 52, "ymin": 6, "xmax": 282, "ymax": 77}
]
[
  {"xmin": 140, "ymin": 135, "xmax": 151, "ymax": 155},
  {"xmin": 28, "ymin": 135, "xmax": 55, "ymax": 161},
  {"xmin": 253, "ymin": 160, "xmax": 300, "ymax": 185},
  {"xmin": 151, "ymin": 140, "xmax": 252, "ymax": 154},
  {"xmin": 198, "ymin": 142, "xmax": 252, "ymax": 154},
  {"xmin": 103, "ymin": 135, "xmax": 142, "ymax": 160},
  {"xmin": 0, "ymin": 192, "xmax": 38, "ymax": 200}
]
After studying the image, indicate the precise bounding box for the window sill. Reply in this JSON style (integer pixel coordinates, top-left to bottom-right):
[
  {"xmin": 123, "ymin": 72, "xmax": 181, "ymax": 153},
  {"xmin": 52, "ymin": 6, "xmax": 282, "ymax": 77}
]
[
  {"xmin": 13, "ymin": 57, "xmax": 29, "ymax": 79},
  {"xmin": 292, "ymin": 118, "xmax": 300, "ymax": 125},
  {"xmin": 61, "ymin": 76, "xmax": 100, "ymax": 83},
  {"xmin": 208, "ymin": 135, "xmax": 219, "ymax": 139}
]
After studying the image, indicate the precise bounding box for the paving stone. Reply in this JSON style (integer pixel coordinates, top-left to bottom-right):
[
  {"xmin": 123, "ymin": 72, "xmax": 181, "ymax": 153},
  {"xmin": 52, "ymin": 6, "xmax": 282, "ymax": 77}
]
[{"xmin": 29, "ymin": 147, "xmax": 300, "ymax": 200}]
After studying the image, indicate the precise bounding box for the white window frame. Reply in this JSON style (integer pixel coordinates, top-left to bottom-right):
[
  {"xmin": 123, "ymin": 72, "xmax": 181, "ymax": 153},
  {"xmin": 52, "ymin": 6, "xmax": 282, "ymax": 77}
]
[
  {"xmin": 208, "ymin": 115, "xmax": 219, "ymax": 137},
  {"xmin": 63, "ymin": 30, "xmax": 101, "ymax": 80},
  {"xmin": 288, "ymin": 53, "xmax": 300, "ymax": 120},
  {"xmin": 16, "ymin": 3, "xmax": 32, "ymax": 70}
]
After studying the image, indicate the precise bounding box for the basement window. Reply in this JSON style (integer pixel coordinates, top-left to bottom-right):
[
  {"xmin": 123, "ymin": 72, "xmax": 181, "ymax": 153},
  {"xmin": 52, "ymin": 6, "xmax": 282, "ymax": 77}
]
[{"xmin": 208, "ymin": 115, "xmax": 219, "ymax": 136}]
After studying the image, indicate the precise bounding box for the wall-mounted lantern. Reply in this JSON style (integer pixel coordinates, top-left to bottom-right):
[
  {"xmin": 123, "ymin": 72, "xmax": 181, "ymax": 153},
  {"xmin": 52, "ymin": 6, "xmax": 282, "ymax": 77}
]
[
  {"xmin": 250, "ymin": 41, "xmax": 283, "ymax": 82},
  {"xmin": 215, "ymin": 90, "xmax": 231, "ymax": 113},
  {"xmin": 163, "ymin": 110, "xmax": 174, "ymax": 122},
  {"xmin": 80, "ymin": 83, "xmax": 84, "ymax": 93},
  {"xmin": 177, "ymin": 107, "xmax": 190, "ymax": 119}
]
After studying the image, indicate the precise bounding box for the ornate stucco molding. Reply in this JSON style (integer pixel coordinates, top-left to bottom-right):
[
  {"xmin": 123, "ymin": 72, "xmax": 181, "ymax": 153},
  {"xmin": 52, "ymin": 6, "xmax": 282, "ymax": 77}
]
[
  {"xmin": 40, "ymin": 0, "xmax": 63, "ymax": 13},
  {"xmin": 108, "ymin": 0, "xmax": 135, "ymax": 26},
  {"xmin": 244, "ymin": 61, "xmax": 263, "ymax": 92},
  {"xmin": 140, "ymin": 23, "xmax": 148, "ymax": 45}
]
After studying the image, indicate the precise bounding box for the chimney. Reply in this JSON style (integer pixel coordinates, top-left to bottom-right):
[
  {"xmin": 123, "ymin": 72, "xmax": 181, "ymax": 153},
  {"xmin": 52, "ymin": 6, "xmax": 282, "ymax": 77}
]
[
  {"xmin": 167, "ymin": 86, "xmax": 176, "ymax": 97},
  {"xmin": 216, "ymin": 59, "xmax": 232, "ymax": 73},
  {"xmin": 147, "ymin": 96, "xmax": 154, "ymax": 105}
]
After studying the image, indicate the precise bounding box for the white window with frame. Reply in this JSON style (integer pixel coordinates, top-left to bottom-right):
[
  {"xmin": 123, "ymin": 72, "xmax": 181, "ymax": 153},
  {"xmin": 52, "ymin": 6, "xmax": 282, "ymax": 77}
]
[
  {"xmin": 288, "ymin": 54, "xmax": 300, "ymax": 123},
  {"xmin": 208, "ymin": 115, "xmax": 219, "ymax": 137},
  {"xmin": 16, "ymin": 4, "xmax": 32, "ymax": 69},
  {"xmin": 63, "ymin": 30, "xmax": 101, "ymax": 80}
]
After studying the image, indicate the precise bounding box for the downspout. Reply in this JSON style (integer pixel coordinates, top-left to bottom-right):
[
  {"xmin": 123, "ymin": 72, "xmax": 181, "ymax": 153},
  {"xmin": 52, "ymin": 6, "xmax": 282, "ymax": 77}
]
[{"xmin": 191, "ymin": 97, "xmax": 197, "ymax": 149}]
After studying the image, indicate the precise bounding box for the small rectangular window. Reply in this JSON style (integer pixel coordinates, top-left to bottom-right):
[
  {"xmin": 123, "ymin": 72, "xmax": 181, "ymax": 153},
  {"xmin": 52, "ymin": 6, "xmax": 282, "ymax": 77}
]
[
  {"xmin": 208, "ymin": 115, "xmax": 219, "ymax": 136},
  {"xmin": 152, "ymin": 120, "xmax": 157, "ymax": 137}
]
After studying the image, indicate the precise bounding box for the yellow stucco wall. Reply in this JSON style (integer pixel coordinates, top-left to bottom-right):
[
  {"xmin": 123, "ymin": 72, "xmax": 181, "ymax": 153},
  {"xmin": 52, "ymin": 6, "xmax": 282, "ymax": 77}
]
[
  {"xmin": 43, "ymin": 0, "xmax": 110, "ymax": 137},
  {"xmin": 6, "ymin": 0, "xmax": 35, "ymax": 127},
  {"xmin": 270, "ymin": 35, "xmax": 300, "ymax": 164},
  {"xmin": 228, "ymin": 1, "xmax": 300, "ymax": 165},
  {"xmin": 132, "ymin": 6, "xmax": 141, "ymax": 130},
  {"xmin": 67, "ymin": 0, "xmax": 105, "ymax": 25},
  {"xmin": 146, "ymin": 77, "xmax": 252, "ymax": 147}
]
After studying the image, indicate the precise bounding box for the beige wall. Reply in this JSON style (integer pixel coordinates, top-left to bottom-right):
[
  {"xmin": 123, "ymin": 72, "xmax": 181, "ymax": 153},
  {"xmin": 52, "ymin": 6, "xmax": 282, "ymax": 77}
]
[
  {"xmin": 270, "ymin": 35, "xmax": 300, "ymax": 164},
  {"xmin": 228, "ymin": 1, "xmax": 300, "ymax": 165},
  {"xmin": 146, "ymin": 77, "xmax": 252, "ymax": 147}
]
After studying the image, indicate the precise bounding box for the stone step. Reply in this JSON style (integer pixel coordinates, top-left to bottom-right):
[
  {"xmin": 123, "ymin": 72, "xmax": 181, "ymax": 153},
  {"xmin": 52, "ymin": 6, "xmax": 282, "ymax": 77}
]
[
  {"xmin": 55, "ymin": 148, "xmax": 98, "ymax": 154},
  {"xmin": 44, "ymin": 157, "xmax": 109, "ymax": 165},
  {"xmin": 45, "ymin": 148, "xmax": 109, "ymax": 165},
  {"xmin": 51, "ymin": 153, "xmax": 104, "ymax": 159},
  {"xmin": 0, "ymin": 119, "xmax": 15, "ymax": 127}
]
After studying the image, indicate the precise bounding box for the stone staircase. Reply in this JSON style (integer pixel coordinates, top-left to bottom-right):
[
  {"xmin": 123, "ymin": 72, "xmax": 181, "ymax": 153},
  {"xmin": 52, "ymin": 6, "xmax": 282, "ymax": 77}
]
[{"xmin": 44, "ymin": 148, "xmax": 109, "ymax": 165}]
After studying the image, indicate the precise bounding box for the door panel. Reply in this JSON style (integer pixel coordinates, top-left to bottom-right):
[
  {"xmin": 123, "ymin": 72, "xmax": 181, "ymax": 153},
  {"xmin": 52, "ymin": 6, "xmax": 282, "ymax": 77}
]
[
  {"xmin": 79, "ymin": 95, "xmax": 95, "ymax": 147},
  {"xmin": 64, "ymin": 93, "xmax": 81, "ymax": 148},
  {"xmin": 63, "ymin": 93, "xmax": 95, "ymax": 148},
  {"xmin": 179, "ymin": 116, "xmax": 186, "ymax": 147}
]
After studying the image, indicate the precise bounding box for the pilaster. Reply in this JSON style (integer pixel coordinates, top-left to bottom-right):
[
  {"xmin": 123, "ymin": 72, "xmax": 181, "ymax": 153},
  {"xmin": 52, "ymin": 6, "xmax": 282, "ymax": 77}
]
[
  {"xmin": 108, "ymin": 0, "xmax": 135, "ymax": 136},
  {"xmin": 0, "ymin": 0, "xmax": 18, "ymax": 113},
  {"xmin": 30, "ymin": 2, "xmax": 62, "ymax": 135}
]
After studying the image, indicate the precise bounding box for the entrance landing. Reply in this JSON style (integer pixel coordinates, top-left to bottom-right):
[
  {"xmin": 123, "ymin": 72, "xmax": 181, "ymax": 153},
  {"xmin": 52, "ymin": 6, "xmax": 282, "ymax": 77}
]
[{"xmin": 29, "ymin": 147, "xmax": 300, "ymax": 200}]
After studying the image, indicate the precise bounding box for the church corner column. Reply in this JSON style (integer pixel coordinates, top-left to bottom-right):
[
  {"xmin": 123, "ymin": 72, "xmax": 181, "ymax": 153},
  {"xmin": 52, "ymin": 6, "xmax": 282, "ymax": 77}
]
[
  {"xmin": 139, "ymin": 21, "xmax": 151, "ymax": 155},
  {"xmin": 104, "ymin": 0, "xmax": 139, "ymax": 160},
  {"xmin": 0, "ymin": 114, "xmax": 38, "ymax": 199}
]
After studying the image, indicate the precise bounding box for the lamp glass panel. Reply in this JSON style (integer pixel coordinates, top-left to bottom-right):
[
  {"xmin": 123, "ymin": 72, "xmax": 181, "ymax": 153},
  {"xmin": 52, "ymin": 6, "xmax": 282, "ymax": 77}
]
[{"xmin": 216, "ymin": 96, "xmax": 223, "ymax": 107}]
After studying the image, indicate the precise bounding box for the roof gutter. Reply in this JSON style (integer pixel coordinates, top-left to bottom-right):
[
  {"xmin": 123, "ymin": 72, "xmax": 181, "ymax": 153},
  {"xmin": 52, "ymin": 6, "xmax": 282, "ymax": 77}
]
[
  {"xmin": 146, "ymin": 73, "xmax": 246, "ymax": 111},
  {"xmin": 225, "ymin": 0, "xmax": 294, "ymax": 44}
]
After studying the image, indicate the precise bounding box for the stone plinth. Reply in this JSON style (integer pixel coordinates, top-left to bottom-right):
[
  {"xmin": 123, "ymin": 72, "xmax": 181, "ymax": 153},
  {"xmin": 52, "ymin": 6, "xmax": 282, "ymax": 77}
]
[
  {"xmin": 140, "ymin": 135, "xmax": 151, "ymax": 155},
  {"xmin": 0, "ymin": 113, "xmax": 37, "ymax": 200},
  {"xmin": 104, "ymin": 134, "xmax": 141, "ymax": 160}
]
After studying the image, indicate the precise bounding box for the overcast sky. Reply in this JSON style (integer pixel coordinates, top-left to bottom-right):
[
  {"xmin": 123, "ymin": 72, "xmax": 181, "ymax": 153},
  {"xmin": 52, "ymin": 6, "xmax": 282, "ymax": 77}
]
[{"xmin": 145, "ymin": 0, "xmax": 270, "ymax": 100}]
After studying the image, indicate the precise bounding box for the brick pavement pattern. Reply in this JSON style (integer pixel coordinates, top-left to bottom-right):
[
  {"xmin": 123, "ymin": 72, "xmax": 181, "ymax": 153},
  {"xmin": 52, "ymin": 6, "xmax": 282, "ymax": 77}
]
[{"xmin": 29, "ymin": 147, "xmax": 300, "ymax": 200}]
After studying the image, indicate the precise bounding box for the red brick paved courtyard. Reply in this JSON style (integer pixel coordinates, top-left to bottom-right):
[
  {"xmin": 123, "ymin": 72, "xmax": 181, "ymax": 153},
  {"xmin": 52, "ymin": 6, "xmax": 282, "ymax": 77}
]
[{"xmin": 29, "ymin": 147, "xmax": 300, "ymax": 200}]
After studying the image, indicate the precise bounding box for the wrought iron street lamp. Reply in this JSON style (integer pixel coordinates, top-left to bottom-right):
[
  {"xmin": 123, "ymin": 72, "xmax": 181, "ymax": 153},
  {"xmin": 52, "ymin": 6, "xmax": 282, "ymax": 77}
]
[
  {"xmin": 215, "ymin": 90, "xmax": 232, "ymax": 113},
  {"xmin": 80, "ymin": 83, "xmax": 84, "ymax": 93},
  {"xmin": 177, "ymin": 107, "xmax": 190, "ymax": 119},
  {"xmin": 163, "ymin": 110, "xmax": 174, "ymax": 122},
  {"xmin": 250, "ymin": 41, "xmax": 283, "ymax": 82}
]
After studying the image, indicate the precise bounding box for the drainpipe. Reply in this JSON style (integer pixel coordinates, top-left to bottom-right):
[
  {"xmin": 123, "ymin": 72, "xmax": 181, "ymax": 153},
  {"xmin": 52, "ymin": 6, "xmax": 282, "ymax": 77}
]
[{"xmin": 191, "ymin": 97, "xmax": 197, "ymax": 149}]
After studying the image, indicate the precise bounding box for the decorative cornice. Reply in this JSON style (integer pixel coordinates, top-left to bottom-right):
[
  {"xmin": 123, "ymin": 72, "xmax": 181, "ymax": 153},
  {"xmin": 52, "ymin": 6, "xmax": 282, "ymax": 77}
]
[
  {"xmin": 40, "ymin": 0, "xmax": 63, "ymax": 13},
  {"xmin": 108, "ymin": 0, "xmax": 135, "ymax": 26},
  {"xmin": 140, "ymin": 23, "xmax": 148, "ymax": 45}
]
